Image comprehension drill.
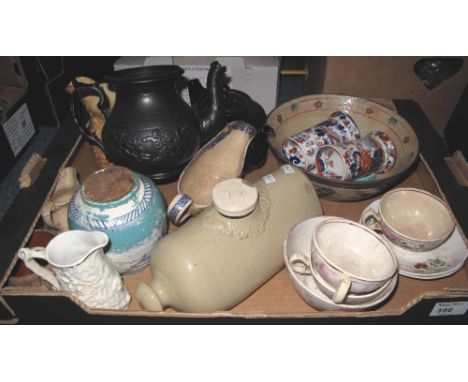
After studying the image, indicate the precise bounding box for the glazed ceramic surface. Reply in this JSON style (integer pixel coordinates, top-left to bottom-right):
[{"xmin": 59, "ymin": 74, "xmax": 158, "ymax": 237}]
[
  {"xmin": 41, "ymin": 167, "xmax": 80, "ymax": 232},
  {"xmin": 267, "ymin": 95, "xmax": 419, "ymax": 201},
  {"xmin": 68, "ymin": 167, "xmax": 167, "ymax": 275},
  {"xmin": 7, "ymin": 229, "xmax": 56, "ymax": 288},
  {"xmin": 282, "ymin": 125, "xmax": 338, "ymax": 170},
  {"xmin": 308, "ymin": 257, "xmax": 394, "ymax": 305},
  {"xmin": 71, "ymin": 65, "xmax": 202, "ymax": 182},
  {"xmin": 284, "ymin": 216, "xmax": 398, "ymax": 311},
  {"xmin": 315, "ymin": 137, "xmax": 381, "ymax": 180},
  {"xmin": 308, "ymin": 218, "xmax": 397, "ymax": 302},
  {"xmin": 18, "ymin": 231, "xmax": 131, "ymax": 309},
  {"xmin": 361, "ymin": 199, "xmax": 467, "ymax": 279},
  {"xmin": 189, "ymin": 60, "xmax": 269, "ymax": 164},
  {"xmin": 136, "ymin": 165, "xmax": 323, "ymax": 313},
  {"xmin": 365, "ymin": 131, "xmax": 397, "ymax": 174},
  {"xmin": 324, "ymin": 111, "xmax": 360, "ymax": 141},
  {"xmin": 361, "ymin": 188, "xmax": 455, "ymax": 252},
  {"xmin": 65, "ymin": 77, "xmax": 115, "ymax": 169},
  {"xmin": 168, "ymin": 121, "xmax": 256, "ymax": 225},
  {"xmin": 288, "ymin": 251, "xmax": 394, "ymax": 305},
  {"xmin": 281, "ymin": 111, "xmax": 360, "ymax": 171}
]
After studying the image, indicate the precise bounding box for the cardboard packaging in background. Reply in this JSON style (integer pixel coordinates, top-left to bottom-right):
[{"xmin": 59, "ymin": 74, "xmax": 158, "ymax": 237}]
[
  {"xmin": 305, "ymin": 57, "xmax": 468, "ymax": 138},
  {"xmin": 114, "ymin": 56, "xmax": 281, "ymax": 114},
  {"xmin": 444, "ymin": 84, "xmax": 468, "ymax": 158}
]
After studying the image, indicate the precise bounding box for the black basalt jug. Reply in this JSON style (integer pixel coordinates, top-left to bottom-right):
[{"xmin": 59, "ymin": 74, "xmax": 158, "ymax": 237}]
[{"xmin": 71, "ymin": 65, "xmax": 202, "ymax": 182}]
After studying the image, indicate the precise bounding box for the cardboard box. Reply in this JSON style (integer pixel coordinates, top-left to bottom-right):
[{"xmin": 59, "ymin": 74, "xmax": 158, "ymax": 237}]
[
  {"xmin": 0, "ymin": 101, "xmax": 468, "ymax": 324},
  {"xmin": 114, "ymin": 56, "xmax": 280, "ymax": 114},
  {"xmin": 305, "ymin": 57, "xmax": 468, "ymax": 137},
  {"xmin": 0, "ymin": 57, "xmax": 36, "ymax": 181},
  {"xmin": 1, "ymin": 141, "xmax": 467, "ymax": 323},
  {"xmin": 0, "ymin": 100, "xmax": 467, "ymax": 324}
]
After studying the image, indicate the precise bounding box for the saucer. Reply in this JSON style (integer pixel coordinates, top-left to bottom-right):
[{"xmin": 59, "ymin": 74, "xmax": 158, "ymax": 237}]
[
  {"xmin": 284, "ymin": 216, "xmax": 398, "ymax": 311},
  {"xmin": 360, "ymin": 200, "xmax": 468, "ymax": 280}
]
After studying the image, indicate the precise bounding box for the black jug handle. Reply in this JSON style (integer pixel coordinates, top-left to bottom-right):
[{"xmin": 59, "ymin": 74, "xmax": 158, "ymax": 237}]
[
  {"xmin": 70, "ymin": 79, "xmax": 110, "ymax": 151},
  {"xmin": 261, "ymin": 124, "xmax": 276, "ymax": 138}
]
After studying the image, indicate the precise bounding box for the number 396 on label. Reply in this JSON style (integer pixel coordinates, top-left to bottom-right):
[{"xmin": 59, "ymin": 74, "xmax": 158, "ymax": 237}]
[{"xmin": 429, "ymin": 301, "xmax": 468, "ymax": 317}]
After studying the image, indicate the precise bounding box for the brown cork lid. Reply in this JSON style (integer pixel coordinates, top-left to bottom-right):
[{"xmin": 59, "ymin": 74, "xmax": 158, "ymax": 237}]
[{"xmin": 84, "ymin": 166, "xmax": 135, "ymax": 202}]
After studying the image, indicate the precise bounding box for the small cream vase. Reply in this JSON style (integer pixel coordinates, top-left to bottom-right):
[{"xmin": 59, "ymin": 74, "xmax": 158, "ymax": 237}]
[{"xmin": 136, "ymin": 165, "xmax": 322, "ymax": 313}]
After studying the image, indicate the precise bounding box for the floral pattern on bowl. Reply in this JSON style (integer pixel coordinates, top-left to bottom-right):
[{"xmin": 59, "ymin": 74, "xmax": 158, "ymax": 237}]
[{"xmin": 267, "ymin": 95, "xmax": 419, "ymax": 201}]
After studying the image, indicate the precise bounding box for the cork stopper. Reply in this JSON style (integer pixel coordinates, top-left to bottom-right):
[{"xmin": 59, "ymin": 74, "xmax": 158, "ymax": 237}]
[
  {"xmin": 84, "ymin": 166, "xmax": 135, "ymax": 202},
  {"xmin": 212, "ymin": 178, "xmax": 258, "ymax": 218}
]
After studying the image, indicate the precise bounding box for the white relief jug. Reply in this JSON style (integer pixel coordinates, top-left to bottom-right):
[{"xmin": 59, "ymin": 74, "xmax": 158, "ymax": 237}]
[{"xmin": 18, "ymin": 230, "xmax": 131, "ymax": 309}]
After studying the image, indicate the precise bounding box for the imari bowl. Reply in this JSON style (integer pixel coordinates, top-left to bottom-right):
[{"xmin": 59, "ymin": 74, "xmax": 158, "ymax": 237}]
[{"xmin": 266, "ymin": 95, "xmax": 419, "ymax": 201}]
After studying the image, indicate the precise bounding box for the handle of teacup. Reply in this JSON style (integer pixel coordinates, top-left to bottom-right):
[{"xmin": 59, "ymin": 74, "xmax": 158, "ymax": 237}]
[
  {"xmin": 332, "ymin": 277, "xmax": 352, "ymax": 304},
  {"xmin": 360, "ymin": 207, "xmax": 382, "ymax": 232},
  {"xmin": 70, "ymin": 79, "xmax": 110, "ymax": 151},
  {"xmin": 17, "ymin": 248, "xmax": 60, "ymax": 290},
  {"xmin": 167, "ymin": 194, "xmax": 193, "ymax": 225},
  {"xmin": 288, "ymin": 253, "xmax": 312, "ymax": 275}
]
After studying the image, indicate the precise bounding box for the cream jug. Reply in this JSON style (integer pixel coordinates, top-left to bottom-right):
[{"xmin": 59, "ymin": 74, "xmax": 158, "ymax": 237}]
[
  {"xmin": 136, "ymin": 164, "xmax": 323, "ymax": 313},
  {"xmin": 18, "ymin": 230, "xmax": 131, "ymax": 309},
  {"xmin": 41, "ymin": 167, "xmax": 81, "ymax": 232}
]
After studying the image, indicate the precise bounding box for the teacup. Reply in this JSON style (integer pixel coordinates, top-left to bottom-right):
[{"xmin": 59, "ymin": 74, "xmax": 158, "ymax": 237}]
[
  {"xmin": 282, "ymin": 111, "xmax": 361, "ymax": 171},
  {"xmin": 282, "ymin": 125, "xmax": 338, "ymax": 170},
  {"xmin": 324, "ymin": 111, "xmax": 360, "ymax": 142},
  {"xmin": 315, "ymin": 137, "xmax": 382, "ymax": 180},
  {"xmin": 289, "ymin": 218, "xmax": 397, "ymax": 304},
  {"xmin": 361, "ymin": 188, "xmax": 455, "ymax": 252},
  {"xmin": 365, "ymin": 131, "xmax": 397, "ymax": 174},
  {"xmin": 308, "ymin": 256, "xmax": 394, "ymax": 305}
]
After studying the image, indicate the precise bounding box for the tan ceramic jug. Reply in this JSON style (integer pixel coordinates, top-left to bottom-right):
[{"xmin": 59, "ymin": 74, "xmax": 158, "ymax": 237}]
[
  {"xmin": 136, "ymin": 164, "xmax": 323, "ymax": 313},
  {"xmin": 41, "ymin": 167, "xmax": 80, "ymax": 232}
]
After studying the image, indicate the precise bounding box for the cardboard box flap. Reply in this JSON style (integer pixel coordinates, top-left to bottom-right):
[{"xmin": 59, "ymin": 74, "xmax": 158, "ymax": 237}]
[{"xmin": 0, "ymin": 296, "xmax": 17, "ymax": 324}]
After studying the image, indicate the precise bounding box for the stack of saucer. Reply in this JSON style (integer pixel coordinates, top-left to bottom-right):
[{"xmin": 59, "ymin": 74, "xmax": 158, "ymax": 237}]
[
  {"xmin": 284, "ymin": 216, "xmax": 399, "ymax": 311},
  {"xmin": 360, "ymin": 188, "xmax": 467, "ymax": 279}
]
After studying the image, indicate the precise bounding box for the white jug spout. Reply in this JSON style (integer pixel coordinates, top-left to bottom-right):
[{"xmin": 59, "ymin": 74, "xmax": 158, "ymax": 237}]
[
  {"xmin": 46, "ymin": 230, "xmax": 109, "ymax": 268},
  {"xmin": 81, "ymin": 231, "xmax": 109, "ymax": 255}
]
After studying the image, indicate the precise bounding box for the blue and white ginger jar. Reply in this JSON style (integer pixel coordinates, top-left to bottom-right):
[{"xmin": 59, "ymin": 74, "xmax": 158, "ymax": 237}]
[{"xmin": 68, "ymin": 166, "xmax": 167, "ymax": 275}]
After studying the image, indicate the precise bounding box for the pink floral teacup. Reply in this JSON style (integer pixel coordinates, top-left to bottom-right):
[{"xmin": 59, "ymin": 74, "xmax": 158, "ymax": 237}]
[
  {"xmin": 289, "ymin": 218, "xmax": 398, "ymax": 304},
  {"xmin": 361, "ymin": 188, "xmax": 455, "ymax": 252}
]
